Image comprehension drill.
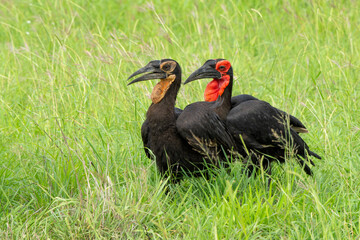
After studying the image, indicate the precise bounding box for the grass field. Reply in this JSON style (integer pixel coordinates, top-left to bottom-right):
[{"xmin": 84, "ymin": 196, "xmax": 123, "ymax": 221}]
[{"xmin": 1, "ymin": 0, "xmax": 360, "ymax": 239}]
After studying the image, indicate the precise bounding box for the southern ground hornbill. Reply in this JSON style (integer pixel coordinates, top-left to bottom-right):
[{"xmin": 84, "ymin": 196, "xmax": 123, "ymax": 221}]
[
  {"xmin": 127, "ymin": 59, "xmax": 236, "ymax": 182},
  {"xmin": 184, "ymin": 59, "xmax": 321, "ymax": 177}
]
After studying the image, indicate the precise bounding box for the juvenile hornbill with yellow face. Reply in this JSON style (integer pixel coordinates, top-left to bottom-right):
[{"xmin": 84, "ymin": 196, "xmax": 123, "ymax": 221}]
[
  {"xmin": 185, "ymin": 59, "xmax": 321, "ymax": 177},
  {"xmin": 128, "ymin": 59, "xmax": 235, "ymax": 181}
]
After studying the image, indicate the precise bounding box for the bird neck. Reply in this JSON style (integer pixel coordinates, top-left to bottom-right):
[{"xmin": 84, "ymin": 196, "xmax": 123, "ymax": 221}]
[
  {"xmin": 147, "ymin": 75, "xmax": 181, "ymax": 120},
  {"xmin": 213, "ymin": 76, "xmax": 233, "ymax": 119}
]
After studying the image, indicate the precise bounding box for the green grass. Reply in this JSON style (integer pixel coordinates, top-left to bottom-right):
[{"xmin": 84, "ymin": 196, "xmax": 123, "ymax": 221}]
[{"xmin": 1, "ymin": 0, "xmax": 359, "ymax": 238}]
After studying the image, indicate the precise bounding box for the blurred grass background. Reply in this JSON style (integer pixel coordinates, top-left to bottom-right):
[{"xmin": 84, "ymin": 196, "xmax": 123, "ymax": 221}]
[{"xmin": 0, "ymin": 0, "xmax": 359, "ymax": 238}]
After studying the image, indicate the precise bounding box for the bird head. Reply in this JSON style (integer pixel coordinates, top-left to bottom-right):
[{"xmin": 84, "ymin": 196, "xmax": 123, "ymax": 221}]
[
  {"xmin": 184, "ymin": 59, "xmax": 233, "ymax": 102},
  {"xmin": 128, "ymin": 59, "xmax": 181, "ymax": 104}
]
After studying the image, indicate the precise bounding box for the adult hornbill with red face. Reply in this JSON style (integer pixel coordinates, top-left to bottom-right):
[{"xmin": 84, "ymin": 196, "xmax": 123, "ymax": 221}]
[
  {"xmin": 127, "ymin": 59, "xmax": 236, "ymax": 182},
  {"xmin": 184, "ymin": 59, "xmax": 321, "ymax": 177}
]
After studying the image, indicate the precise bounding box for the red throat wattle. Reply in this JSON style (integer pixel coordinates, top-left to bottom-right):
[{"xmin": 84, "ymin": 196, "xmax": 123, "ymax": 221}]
[{"xmin": 204, "ymin": 75, "xmax": 230, "ymax": 102}]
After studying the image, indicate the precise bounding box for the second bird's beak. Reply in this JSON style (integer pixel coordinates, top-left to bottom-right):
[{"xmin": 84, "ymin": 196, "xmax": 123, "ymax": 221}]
[
  {"xmin": 184, "ymin": 65, "xmax": 221, "ymax": 84},
  {"xmin": 127, "ymin": 61, "xmax": 167, "ymax": 85}
]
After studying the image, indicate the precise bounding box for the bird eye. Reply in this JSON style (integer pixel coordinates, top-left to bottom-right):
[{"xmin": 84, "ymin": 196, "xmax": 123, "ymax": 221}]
[
  {"xmin": 219, "ymin": 65, "xmax": 226, "ymax": 70},
  {"xmin": 160, "ymin": 61, "xmax": 176, "ymax": 72},
  {"xmin": 161, "ymin": 64, "xmax": 170, "ymax": 71}
]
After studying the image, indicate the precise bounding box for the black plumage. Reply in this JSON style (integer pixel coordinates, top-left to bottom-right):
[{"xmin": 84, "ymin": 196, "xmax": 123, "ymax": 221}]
[
  {"xmin": 176, "ymin": 62, "xmax": 236, "ymax": 163},
  {"xmin": 185, "ymin": 59, "xmax": 321, "ymax": 177},
  {"xmin": 128, "ymin": 59, "xmax": 235, "ymax": 182}
]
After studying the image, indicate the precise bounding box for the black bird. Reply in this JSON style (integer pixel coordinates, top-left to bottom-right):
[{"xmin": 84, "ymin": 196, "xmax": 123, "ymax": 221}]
[
  {"xmin": 128, "ymin": 59, "xmax": 234, "ymax": 182},
  {"xmin": 184, "ymin": 59, "xmax": 321, "ymax": 177},
  {"xmin": 176, "ymin": 62, "xmax": 235, "ymax": 163}
]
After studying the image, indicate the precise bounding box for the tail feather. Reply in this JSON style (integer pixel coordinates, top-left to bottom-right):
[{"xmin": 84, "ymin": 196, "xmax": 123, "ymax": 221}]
[
  {"xmin": 309, "ymin": 150, "xmax": 321, "ymax": 160},
  {"xmin": 298, "ymin": 158, "xmax": 313, "ymax": 176}
]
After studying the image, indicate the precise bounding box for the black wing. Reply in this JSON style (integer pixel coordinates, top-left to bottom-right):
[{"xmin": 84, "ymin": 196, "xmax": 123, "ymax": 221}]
[
  {"xmin": 176, "ymin": 102, "xmax": 235, "ymax": 159},
  {"xmin": 227, "ymin": 99, "xmax": 320, "ymax": 175},
  {"xmin": 273, "ymin": 107, "xmax": 308, "ymax": 133},
  {"xmin": 231, "ymin": 94, "xmax": 308, "ymax": 134},
  {"xmin": 141, "ymin": 119, "xmax": 152, "ymax": 159},
  {"xmin": 141, "ymin": 107, "xmax": 182, "ymax": 159},
  {"xmin": 231, "ymin": 94, "xmax": 259, "ymax": 107}
]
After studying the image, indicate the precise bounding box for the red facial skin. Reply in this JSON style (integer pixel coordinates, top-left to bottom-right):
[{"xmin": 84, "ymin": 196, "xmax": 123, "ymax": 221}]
[{"xmin": 204, "ymin": 60, "xmax": 231, "ymax": 102}]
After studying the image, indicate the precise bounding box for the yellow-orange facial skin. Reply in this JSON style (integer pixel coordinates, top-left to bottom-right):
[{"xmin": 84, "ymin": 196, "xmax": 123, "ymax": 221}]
[
  {"xmin": 204, "ymin": 60, "xmax": 231, "ymax": 102},
  {"xmin": 151, "ymin": 60, "xmax": 177, "ymax": 104},
  {"xmin": 151, "ymin": 74, "xmax": 176, "ymax": 104}
]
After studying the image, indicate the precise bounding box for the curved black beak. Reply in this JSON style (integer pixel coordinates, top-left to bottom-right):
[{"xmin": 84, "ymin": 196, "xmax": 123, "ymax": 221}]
[
  {"xmin": 127, "ymin": 60, "xmax": 167, "ymax": 85},
  {"xmin": 184, "ymin": 64, "xmax": 221, "ymax": 85}
]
